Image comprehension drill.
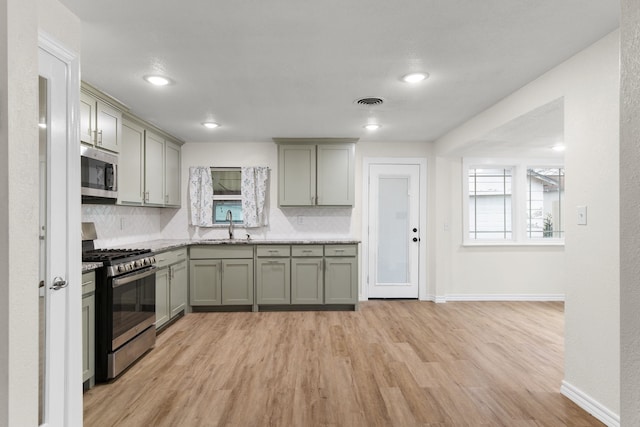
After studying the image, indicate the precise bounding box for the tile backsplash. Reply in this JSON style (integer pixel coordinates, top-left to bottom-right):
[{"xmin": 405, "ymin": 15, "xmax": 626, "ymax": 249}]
[
  {"xmin": 82, "ymin": 204, "xmax": 164, "ymax": 248},
  {"xmin": 84, "ymin": 204, "xmax": 356, "ymax": 248}
]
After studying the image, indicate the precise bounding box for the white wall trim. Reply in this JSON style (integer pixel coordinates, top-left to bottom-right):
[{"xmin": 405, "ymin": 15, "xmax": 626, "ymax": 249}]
[
  {"xmin": 444, "ymin": 294, "xmax": 565, "ymax": 302},
  {"xmin": 361, "ymin": 157, "xmax": 428, "ymax": 301},
  {"xmin": 561, "ymin": 380, "xmax": 620, "ymax": 427}
]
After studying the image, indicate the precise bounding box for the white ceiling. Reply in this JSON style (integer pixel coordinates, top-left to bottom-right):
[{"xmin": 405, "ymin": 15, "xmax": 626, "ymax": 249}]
[
  {"xmin": 455, "ymin": 97, "xmax": 565, "ymax": 159},
  {"xmin": 59, "ymin": 0, "xmax": 619, "ymax": 144}
]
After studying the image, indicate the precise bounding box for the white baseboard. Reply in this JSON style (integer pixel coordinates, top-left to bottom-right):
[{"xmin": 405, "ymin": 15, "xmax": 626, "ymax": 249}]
[
  {"xmin": 561, "ymin": 380, "xmax": 619, "ymax": 427},
  {"xmin": 360, "ymin": 294, "xmax": 565, "ymax": 303},
  {"xmin": 443, "ymin": 293, "xmax": 565, "ymax": 302}
]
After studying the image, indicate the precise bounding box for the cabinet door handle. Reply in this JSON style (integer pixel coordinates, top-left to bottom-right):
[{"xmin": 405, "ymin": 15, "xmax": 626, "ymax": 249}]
[{"xmin": 97, "ymin": 129, "xmax": 103, "ymax": 145}]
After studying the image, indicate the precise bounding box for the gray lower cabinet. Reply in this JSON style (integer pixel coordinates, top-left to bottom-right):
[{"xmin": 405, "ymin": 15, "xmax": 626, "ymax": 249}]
[
  {"xmin": 257, "ymin": 258, "xmax": 291, "ymax": 304},
  {"xmin": 81, "ymin": 271, "xmax": 95, "ymax": 389},
  {"xmin": 255, "ymin": 244, "xmax": 358, "ymax": 308},
  {"xmin": 221, "ymin": 259, "xmax": 254, "ymax": 305},
  {"xmin": 170, "ymin": 261, "xmax": 188, "ymax": 317},
  {"xmin": 156, "ymin": 267, "xmax": 171, "ymax": 328},
  {"xmin": 190, "ymin": 259, "xmax": 222, "ymax": 305},
  {"xmin": 189, "ymin": 245, "xmax": 254, "ymax": 306},
  {"xmin": 256, "ymin": 245, "xmax": 291, "ymax": 304},
  {"xmin": 291, "ymin": 245, "xmax": 324, "ymax": 304},
  {"xmin": 155, "ymin": 248, "xmax": 188, "ymax": 329},
  {"xmin": 324, "ymin": 245, "xmax": 358, "ymax": 304}
]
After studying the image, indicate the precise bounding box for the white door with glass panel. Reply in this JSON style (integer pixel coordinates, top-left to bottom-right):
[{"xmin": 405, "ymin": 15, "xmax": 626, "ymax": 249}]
[
  {"xmin": 367, "ymin": 164, "xmax": 420, "ymax": 298},
  {"xmin": 39, "ymin": 40, "xmax": 81, "ymax": 427}
]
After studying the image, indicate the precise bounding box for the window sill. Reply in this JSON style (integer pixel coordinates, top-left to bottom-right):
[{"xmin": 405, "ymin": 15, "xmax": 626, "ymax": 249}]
[{"xmin": 462, "ymin": 240, "xmax": 564, "ymax": 247}]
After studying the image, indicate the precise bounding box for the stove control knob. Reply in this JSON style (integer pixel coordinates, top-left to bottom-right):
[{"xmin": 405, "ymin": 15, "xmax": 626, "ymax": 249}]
[
  {"xmin": 134, "ymin": 260, "xmax": 140, "ymax": 268},
  {"xmin": 143, "ymin": 258, "xmax": 149, "ymax": 265},
  {"xmin": 117, "ymin": 265, "xmax": 123, "ymax": 272}
]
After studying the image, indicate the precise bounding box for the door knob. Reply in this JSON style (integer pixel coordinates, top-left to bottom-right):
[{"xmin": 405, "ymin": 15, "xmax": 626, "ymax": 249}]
[{"xmin": 50, "ymin": 277, "xmax": 68, "ymax": 291}]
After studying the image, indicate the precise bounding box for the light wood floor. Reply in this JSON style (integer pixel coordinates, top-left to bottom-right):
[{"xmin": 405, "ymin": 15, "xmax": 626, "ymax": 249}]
[{"xmin": 84, "ymin": 301, "xmax": 604, "ymax": 426}]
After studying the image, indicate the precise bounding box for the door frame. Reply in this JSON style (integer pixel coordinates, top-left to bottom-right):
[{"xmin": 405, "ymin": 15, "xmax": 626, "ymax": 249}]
[
  {"xmin": 361, "ymin": 157, "xmax": 428, "ymax": 301},
  {"xmin": 38, "ymin": 32, "xmax": 82, "ymax": 427}
]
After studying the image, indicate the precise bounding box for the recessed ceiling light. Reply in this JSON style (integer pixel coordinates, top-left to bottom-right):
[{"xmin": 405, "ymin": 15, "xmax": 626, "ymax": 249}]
[
  {"xmin": 402, "ymin": 72, "xmax": 429, "ymax": 83},
  {"xmin": 364, "ymin": 124, "xmax": 381, "ymax": 131},
  {"xmin": 202, "ymin": 122, "xmax": 220, "ymax": 129},
  {"xmin": 552, "ymin": 144, "xmax": 566, "ymax": 152},
  {"xmin": 144, "ymin": 75, "xmax": 172, "ymax": 86}
]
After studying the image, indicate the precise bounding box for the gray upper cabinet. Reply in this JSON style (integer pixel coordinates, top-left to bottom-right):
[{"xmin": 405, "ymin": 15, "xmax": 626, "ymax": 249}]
[
  {"xmin": 118, "ymin": 119, "xmax": 145, "ymax": 205},
  {"xmin": 277, "ymin": 140, "xmax": 356, "ymax": 207},
  {"xmin": 165, "ymin": 141, "xmax": 181, "ymax": 207},
  {"xmin": 144, "ymin": 131, "xmax": 166, "ymax": 206},
  {"xmin": 80, "ymin": 90, "xmax": 122, "ymax": 153},
  {"xmin": 317, "ymin": 144, "xmax": 355, "ymax": 206},
  {"xmin": 119, "ymin": 117, "xmax": 181, "ymax": 208},
  {"xmin": 278, "ymin": 145, "xmax": 316, "ymax": 206}
]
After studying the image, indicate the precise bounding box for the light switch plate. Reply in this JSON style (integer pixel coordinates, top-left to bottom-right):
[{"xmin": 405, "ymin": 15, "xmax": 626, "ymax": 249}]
[{"xmin": 577, "ymin": 206, "xmax": 587, "ymax": 225}]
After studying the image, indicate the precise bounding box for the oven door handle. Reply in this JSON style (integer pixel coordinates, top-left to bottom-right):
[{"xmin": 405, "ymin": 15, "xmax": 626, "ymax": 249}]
[{"xmin": 112, "ymin": 266, "xmax": 157, "ymax": 288}]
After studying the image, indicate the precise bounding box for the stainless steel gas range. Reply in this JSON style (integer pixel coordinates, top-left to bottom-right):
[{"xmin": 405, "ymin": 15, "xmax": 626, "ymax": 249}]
[{"xmin": 82, "ymin": 223, "xmax": 157, "ymax": 382}]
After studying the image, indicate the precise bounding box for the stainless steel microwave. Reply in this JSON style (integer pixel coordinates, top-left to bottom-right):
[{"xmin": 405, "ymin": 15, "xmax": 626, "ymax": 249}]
[{"xmin": 81, "ymin": 145, "xmax": 118, "ymax": 203}]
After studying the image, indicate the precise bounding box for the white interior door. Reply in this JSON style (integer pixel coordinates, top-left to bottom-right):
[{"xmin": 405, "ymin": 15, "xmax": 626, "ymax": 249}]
[
  {"xmin": 367, "ymin": 164, "xmax": 421, "ymax": 298},
  {"xmin": 39, "ymin": 39, "xmax": 82, "ymax": 427}
]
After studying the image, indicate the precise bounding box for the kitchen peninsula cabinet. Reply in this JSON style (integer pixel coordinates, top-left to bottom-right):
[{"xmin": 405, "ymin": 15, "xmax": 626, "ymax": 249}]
[
  {"xmin": 80, "ymin": 89, "xmax": 122, "ymax": 153},
  {"xmin": 82, "ymin": 271, "xmax": 96, "ymax": 389},
  {"xmin": 118, "ymin": 116, "xmax": 182, "ymax": 207},
  {"xmin": 276, "ymin": 139, "xmax": 356, "ymax": 207},
  {"xmin": 254, "ymin": 242, "xmax": 359, "ymax": 309},
  {"xmin": 155, "ymin": 248, "xmax": 188, "ymax": 329},
  {"xmin": 190, "ymin": 246, "xmax": 254, "ymax": 306}
]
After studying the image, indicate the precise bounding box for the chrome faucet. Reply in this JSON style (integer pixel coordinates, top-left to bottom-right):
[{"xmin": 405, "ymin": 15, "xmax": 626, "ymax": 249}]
[{"xmin": 225, "ymin": 209, "xmax": 234, "ymax": 240}]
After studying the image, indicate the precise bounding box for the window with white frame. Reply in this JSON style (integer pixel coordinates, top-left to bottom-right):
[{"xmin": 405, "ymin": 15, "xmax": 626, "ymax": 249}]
[
  {"xmin": 464, "ymin": 160, "xmax": 564, "ymax": 244},
  {"xmin": 468, "ymin": 168, "xmax": 513, "ymax": 240},
  {"xmin": 211, "ymin": 168, "xmax": 243, "ymax": 224},
  {"xmin": 526, "ymin": 167, "xmax": 564, "ymax": 239}
]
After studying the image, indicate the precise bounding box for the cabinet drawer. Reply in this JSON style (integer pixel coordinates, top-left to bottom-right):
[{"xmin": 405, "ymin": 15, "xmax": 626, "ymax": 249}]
[
  {"xmin": 82, "ymin": 271, "xmax": 96, "ymax": 296},
  {"xmin": 291, "ymin": 245, "xmax": 323, "ymax": 257},
  {"xmin": 256, "ymin": 245, "xmax": 291, "ymax": 257},
  {"xmin": 324, "ymin": 245, "xmax": 357, "ymax": 257},
  {"xmin": 190, "ymin": 245, "xmax": 254, "ymax": 259},
  {"xmin": 155, "ymin": 247, "xmax": 188, "ymax": 268}
]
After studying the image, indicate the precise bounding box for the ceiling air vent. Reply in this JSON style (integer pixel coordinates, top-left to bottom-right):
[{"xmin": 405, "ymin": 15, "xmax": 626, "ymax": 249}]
[{"xmin": 355, "ymin": 97, "xmax": 384, "ymax": 106}]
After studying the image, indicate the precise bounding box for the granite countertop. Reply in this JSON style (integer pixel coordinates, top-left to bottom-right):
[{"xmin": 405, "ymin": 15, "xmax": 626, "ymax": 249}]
[
  {"xmin": 82, "ymin": 262, "xmax": 103, "ymax": 272},
  {"xmin": 110, "ymin": 238, "xmax": 360, "ymax": 253}
]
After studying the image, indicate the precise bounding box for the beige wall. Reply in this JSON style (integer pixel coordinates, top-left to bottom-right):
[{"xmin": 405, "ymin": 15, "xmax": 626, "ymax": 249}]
[
  {"xmin": 620, "ymin": 0, "xmax": 640, "ymax": 423},
  {"xmin": 434, "ymin": 30, "xmax": 620, "ymax": 421},
  {"xmin": 435, "ymin": 157, "xmax": 566, "ymax": 299},
  {"xmin": 0, "ymin": 1, "xmax": 39, "ymax": 425},
  {"xmin": 0, "ymin": 0, "xmax": 80, "ymax": 425}
]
